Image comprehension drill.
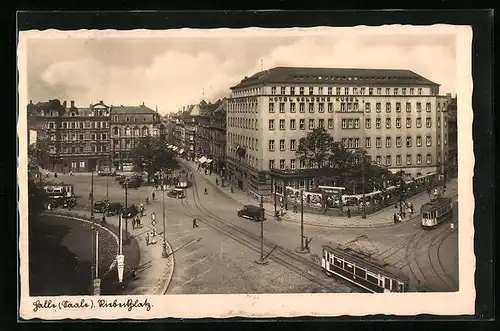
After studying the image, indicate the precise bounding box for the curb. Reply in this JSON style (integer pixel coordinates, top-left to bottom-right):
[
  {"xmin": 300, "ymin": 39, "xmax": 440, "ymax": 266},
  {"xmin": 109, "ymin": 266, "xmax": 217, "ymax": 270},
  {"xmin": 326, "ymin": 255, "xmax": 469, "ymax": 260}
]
[{"xmin": 155, "ymin": 241, "xmax": 175, "ymax": 295}]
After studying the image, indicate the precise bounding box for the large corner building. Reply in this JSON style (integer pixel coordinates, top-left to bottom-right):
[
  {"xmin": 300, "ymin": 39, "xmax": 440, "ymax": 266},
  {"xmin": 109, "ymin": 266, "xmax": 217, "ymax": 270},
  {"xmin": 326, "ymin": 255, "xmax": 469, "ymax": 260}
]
[{"xmin": 226, "ymin": 66, "xmax": 450, "ymax": 197}]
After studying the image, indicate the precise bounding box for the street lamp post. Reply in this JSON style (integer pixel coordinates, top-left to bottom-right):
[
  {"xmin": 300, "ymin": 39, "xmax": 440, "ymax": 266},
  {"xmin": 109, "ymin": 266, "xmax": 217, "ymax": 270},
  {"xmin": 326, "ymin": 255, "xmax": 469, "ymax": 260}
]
[
  {"xmin": 255, "ymin": 196, "xmax": 268, "ymax": 265},
  {"xmin": 296, "ymin": 189, "xmax": 309, "ymax": 253},
  {"xmin": 90, "ymin": 170, "xmax": 100, "ymax": 295},
  {"xmin": 161, "ymin": 172, "xmax": 168, "ymax": 258},
  {"xmin": 361, "ymin": 104, "xmax": 367, "ymax": 219},
  {"xmin": 124, "ymin": 182, "xmax": 129, "ymax": 243}
]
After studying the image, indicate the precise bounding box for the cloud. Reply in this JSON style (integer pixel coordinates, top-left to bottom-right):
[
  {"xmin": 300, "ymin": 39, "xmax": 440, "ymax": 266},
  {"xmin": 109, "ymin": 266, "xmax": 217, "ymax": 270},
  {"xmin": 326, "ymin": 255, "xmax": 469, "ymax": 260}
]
[{"xmin": 34, "ymin": 34, "xmax": 456, "ymax": 114}]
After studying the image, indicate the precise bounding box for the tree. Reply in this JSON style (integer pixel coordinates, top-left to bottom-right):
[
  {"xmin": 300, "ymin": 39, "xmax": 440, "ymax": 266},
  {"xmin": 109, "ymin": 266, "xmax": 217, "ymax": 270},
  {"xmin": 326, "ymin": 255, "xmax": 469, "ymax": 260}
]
[
  {"xmin": 131, "ymin": 136, "xmax": 177, "ymax": 183},
  {"xmin": 296, "ymin": 127, "xmax": 335, "ymax": 169}
]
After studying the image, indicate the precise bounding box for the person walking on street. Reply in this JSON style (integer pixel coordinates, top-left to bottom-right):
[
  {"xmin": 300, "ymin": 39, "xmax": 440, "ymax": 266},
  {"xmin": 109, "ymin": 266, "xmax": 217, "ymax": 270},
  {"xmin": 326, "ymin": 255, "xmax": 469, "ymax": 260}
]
[
  {"xmin": 204, "ymin": 188, "xmax": 208, "ymax": 195},
  {"xmin": 450, "ymin": 222, "xmax": 455, "ymax": 231},
  {"xmin": 394, "ymin": 212, "xmax": 398, "ymax": 224},
  {"xmin": 192, "ymin": 218, "xmax": 199, "ymax": 228},
  {"xmin": 347, "ymin": 208, "xmax": 351, "ymax": 218},
  {"xmin": 101, "ymin": 214, "xmax": 106, "ymax": 225},
  {"xmin": 146, "ymin": 197, "xmax": 150, "ymax": 205},
  {"xmin": 146, "ymin": 232, "xmax": 151, "ymax": 246},
  {"xmin": 216, "ymin": 178, "xmax": 219, "ymax": 186},
  {"xmin": 152, "ymin": 191, "xmax": 155, "ymax": 201}
]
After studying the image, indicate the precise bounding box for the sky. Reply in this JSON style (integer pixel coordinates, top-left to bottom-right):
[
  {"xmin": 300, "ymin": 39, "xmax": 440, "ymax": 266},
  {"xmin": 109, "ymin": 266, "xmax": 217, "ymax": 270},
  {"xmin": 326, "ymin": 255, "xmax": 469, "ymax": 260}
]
[{"xmin": 25, "ymin": 28, "xmax": 457, "ymax": 115}]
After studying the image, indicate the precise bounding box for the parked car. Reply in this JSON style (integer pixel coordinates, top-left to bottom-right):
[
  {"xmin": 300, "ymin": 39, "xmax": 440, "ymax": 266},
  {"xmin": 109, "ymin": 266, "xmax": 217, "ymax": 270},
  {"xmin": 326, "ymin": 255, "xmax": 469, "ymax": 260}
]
[
  {"xmin": 122, "ymin": 204, "xmax": 139, "ymax": 219},
  {"xmin": 237, "ymin": 205, "xmax": 265, "ymax": 221},
  {"xmin": 106, "ymin": 202, "xmax": 123, "ymax": 216},
  {"xmin": 62, "ymin": 197, "xmax": 77, "ymax": 208},
  {"xmin": 49, "ymin": 197, "xmax": 65, "ymax": 209},
  {"xmin": 93, "ymin": 200, "xmax": 109, "ymax": 213},
  {"xmin": 115, "ymin": 175, "xmax": 126, "ymax": 181},
  {"xmin": 167, "ymin": 188, "xmax": 185, "ymax": 199}
]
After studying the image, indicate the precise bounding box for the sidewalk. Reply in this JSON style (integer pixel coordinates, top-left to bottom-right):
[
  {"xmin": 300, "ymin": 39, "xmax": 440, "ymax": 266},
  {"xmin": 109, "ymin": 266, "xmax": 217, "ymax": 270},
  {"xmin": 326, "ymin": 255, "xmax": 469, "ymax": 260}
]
[
  {"xmin": 180, "ymin": 159, "xmax": 458, "ymax": 229},
  {"xmin": 47, "ymin": 207, "xmax": 174, "ymax": 295}
]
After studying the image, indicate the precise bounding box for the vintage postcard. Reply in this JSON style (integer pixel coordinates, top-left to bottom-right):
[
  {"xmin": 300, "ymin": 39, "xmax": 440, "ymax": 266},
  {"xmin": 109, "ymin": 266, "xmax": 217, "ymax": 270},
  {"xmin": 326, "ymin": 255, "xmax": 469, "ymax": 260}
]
[{"xmin": 18, "ymin": 25, "xmax": 474, "ymax": 320}]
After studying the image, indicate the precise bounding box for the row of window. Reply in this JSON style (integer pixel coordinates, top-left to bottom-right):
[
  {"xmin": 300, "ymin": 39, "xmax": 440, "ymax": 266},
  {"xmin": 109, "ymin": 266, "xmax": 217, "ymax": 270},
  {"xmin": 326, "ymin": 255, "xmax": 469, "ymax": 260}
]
[
  {"xmin": 60, "ymin": 133, "xmax": 108, "ymax": 141},
  {"xmin": 268, "ymin": 153, "xmax": 443, "ymax": 170},
  {"xmin": 268, "ymin": 101, "xmax": 442, "ymax": 114},
  {"xmin": 111, "ymin": 115, "xmax": 159, "ymax": 123},
  {"xmin": 270, "ymin": 86, "xmax": 427, "ymax": 97},
  {"xmin": 267, "ymin": 134, "xmax": 444, "ymax": 152},
  {"xmin": 265, "ymin": 116, "xmax": 437, "ymax": 131},
  {"xmin": 47, "ymin": 121, "xmax": 109, "ymax": 130},
  {"xmin": 59, "ymin": 144, "xmax": 108, "ymax": 154},
  {"xmin": 112, "ymin": 126, "xmax": 151, "ymax": 136}
]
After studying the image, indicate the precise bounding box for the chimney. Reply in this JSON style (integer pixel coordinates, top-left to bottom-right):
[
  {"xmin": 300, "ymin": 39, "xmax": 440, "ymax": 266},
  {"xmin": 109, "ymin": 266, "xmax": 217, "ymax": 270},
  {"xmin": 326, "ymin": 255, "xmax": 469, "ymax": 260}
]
[
  {"xmin": 29, "ymin": 100, "xmax": 32, "ymax": 104},
  {"xmin": 100, "ymin": 100, "xmax": 103, "ymax": 104},
  {"xmin": 63, "ymin": 101, "xmax": 67, "ymax": 108},
  {"xmin": 71, "ymin": 100, "xmax": 75, "ymax": 108}
]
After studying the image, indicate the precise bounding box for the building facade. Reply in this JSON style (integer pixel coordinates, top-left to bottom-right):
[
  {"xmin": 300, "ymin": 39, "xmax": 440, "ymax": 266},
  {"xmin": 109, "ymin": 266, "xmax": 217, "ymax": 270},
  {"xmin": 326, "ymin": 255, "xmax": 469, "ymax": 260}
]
[
  {"xmin": 208, "ymin": 99, "xmax": 227, "ymax": 174},
  {"xmin": 446, "ymin": 94, "xmax": 458, "ymax": 178},
  {"xmin": 227, "ymin": 67, "xmax": 449, "ymax": 196},
  {"xmin": 109, "ymin": 103, "xmax": 161, "ymax": 170}
]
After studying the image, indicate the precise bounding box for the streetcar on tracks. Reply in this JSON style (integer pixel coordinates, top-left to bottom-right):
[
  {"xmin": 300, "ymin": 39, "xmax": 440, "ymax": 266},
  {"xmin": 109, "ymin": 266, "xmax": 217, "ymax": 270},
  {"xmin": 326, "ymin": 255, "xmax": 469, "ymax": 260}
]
[
  {"xmin": 321, "ymin": 244, "xmax": 410, "ymax": 293},
  {"xmin": 421, "ymin": 197, "xmax": 453, "ymax": 229}
]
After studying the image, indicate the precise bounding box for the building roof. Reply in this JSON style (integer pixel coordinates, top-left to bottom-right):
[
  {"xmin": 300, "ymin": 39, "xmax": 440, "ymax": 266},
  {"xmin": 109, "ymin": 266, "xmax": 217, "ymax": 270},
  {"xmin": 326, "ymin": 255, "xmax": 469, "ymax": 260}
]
[
  {"xmin": 110, "ymin": 104, "xmax": 157, "ymax": 115},
  {"xmin": 231, "ymin": 66, "xmax": 439, "ymax": 89}
]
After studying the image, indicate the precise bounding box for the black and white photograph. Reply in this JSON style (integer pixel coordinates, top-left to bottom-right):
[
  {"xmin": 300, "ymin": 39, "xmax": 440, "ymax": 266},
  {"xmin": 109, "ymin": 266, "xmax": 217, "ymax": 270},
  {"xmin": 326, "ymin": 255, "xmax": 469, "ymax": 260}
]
[{"xmin": 18, "ymin": 24, "xmax": 475, "ymax": 319}]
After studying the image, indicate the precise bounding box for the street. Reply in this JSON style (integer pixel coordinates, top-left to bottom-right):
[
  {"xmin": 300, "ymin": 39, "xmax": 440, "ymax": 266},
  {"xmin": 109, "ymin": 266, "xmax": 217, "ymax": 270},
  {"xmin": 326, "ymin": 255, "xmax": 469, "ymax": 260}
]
[{"xmin": 51, "ymin": 168, "xmax": 458, "ymax": 294}]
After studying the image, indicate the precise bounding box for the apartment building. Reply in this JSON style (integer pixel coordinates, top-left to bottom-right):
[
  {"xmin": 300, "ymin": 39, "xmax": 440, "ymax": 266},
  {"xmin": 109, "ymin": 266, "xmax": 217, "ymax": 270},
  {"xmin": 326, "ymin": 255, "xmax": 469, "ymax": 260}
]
[{"xmin": 227, "ymin": 66, "xmax": 449, "ymax": 196}]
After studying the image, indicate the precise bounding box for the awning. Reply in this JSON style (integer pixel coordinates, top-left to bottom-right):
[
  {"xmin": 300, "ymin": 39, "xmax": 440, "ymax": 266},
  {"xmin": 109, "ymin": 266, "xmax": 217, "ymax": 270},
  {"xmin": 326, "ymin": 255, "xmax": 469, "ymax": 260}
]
[
  {"xmin": 198, "ymin": 156, "xmax": 207, "ymax": 163},
  {"xmin": 206, "ymin": 159, "xmax": 213, "ymax": 163}
]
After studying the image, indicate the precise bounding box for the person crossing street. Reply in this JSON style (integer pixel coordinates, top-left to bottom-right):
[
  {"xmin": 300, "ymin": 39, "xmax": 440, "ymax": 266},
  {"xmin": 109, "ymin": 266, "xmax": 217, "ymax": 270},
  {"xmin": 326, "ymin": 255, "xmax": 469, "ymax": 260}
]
[{"xmin": 192, "ymin": 217, "xmax": 199, "ymax": 228}]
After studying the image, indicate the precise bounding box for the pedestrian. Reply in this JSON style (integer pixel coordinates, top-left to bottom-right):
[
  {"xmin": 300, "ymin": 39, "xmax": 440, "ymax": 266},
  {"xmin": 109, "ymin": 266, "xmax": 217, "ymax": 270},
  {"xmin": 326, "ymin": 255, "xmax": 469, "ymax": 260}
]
[
  {"xmin": 152, "ymin": 191, "xmax": 155, "ymax": 201},
  {"xmin": 347, "ymin": 208, "xmax": 351, "ymax": 218},
  {"xmin": 204, "ymin": 188, "xmax": 208, "ymax": 195},
  {"xmin": 393, "ymin": 213, "xmax": 398, "ymax": 224},
  {"xmin": 54, "ymin": 172, "xmax": 58, "ymax": 178},
  {"xmin": 146, "ymin": 232, "xmax": 150, "ymax": 245},
  {"xmin": 216, "ymin": 178, "xmax": 219, "ymax": 186},
  {"xmin": 398, "ymin": 213, "xmax": 402, "ymax": 223},
  {"xmin": 450, "ymin": 222, "xmax": 455, "ymax": 231},
  {"xmin": 192, "ymin": 218, "xmax": 199, "ymax": 228},
  {"xmin": 47, "ymin": 203, "xmax": 52, "ymax": 211},
  {"xmin": 146, "ymin": 197, "xmax": 150, "ymax": 205},
  {"xmin": 151, "ymin": 212, "xmax": 156, "ymax": 223},
  {"xmin": 102, "ymin": 214, "xmax": 106, "ymax": 224},
  {"xmin": 140, "ymin": 203, "xmax": 144, "ymax": 216}
]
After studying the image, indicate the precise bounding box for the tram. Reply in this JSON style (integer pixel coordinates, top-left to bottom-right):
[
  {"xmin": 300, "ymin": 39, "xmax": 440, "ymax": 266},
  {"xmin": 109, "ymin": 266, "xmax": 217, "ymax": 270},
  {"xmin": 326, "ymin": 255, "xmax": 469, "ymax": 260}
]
[
  {"xmin": 421, "ymin": 197, "xmax": 453, "ymax": 229},
  {"xmin": 321, "ymin": 244, "xmax": 410, "ymax": 293}
]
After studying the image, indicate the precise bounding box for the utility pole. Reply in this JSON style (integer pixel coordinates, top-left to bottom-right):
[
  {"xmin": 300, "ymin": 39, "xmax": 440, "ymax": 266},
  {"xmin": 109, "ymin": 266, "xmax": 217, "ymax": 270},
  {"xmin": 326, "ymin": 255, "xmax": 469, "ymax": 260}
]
[
  {"xmin": 255, "ymin": 196, "xmax": 268, "ymax": 265},
  {"xmin": 90, "ymin": 169, "xmax": 95, "ymax": 295},
  {"xmin": 124, "ymin": 181, "xmax": 129, "ymax": 243},
  {"xmin": 361, "ymin": 102, "xmax": 367, "ymax": 219},
  {"xmin": 162, "ymin": 171, "xmax": 168, "ymax": 258},
  {"xmin": 296, "ymin": 189, "xmax": 309, "ymax": 253}
]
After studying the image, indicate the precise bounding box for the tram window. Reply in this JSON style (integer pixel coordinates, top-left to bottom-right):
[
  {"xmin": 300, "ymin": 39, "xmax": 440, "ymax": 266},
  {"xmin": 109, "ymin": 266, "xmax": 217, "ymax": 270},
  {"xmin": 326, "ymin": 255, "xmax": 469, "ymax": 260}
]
[
  {"xmin": 423, "ymin": 212, "xmax": 429, "ymax": 218},
  {"xmin": 367, "ymin": 273, "xmax": 378, "ymax": 284},
  {"xmin": 384, "ymin": 278, "xmax": 391, "ymax": 290},
  {"xmin": 354, "ymin": 267, "xmax": 366, "ymax": 278},
  {"xmin": 398, "ymin": 282, "xmax": 404, "ymax": 292},
  {"xmin": 345, "ymin": 262, "xmax": 354, "ymax": 273},
  {"xmin": 391, "ymin": 279, "xmax": 398, "ymax": 291},
  {"xmin": 334, "ymin": 258, "xmax": 343, "ymax": 267}
]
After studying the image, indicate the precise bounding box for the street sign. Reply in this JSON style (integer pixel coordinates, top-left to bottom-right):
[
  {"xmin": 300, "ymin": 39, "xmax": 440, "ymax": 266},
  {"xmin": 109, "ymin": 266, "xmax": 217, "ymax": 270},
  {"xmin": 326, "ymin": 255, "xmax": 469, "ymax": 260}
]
[
  {"xmin": 93, "ymin": 278, "xmax": 101, "ymax": 296},
  {"xmin": 116, "ymin": 254, "xmax": 125, "ymax": 283}
]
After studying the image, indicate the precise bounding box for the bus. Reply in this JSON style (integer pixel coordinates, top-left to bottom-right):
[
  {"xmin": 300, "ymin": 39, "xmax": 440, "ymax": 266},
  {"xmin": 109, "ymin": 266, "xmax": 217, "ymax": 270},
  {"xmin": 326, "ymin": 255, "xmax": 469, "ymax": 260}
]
[
  {"xmin": 43, "ymin": 184, "xmax": 75, "ymax": 199},
  {"xmin": 421, "ymin": 197, "xmax": 453, "ymax": 229}
]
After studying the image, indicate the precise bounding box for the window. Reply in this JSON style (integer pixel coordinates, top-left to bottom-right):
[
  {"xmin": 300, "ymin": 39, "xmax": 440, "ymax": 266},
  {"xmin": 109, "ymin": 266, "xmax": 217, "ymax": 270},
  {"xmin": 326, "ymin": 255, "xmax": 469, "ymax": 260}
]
[
  {"xmin": 336, "ymin": 87, "xmax": 341, "ymax": 95},
  {"xmin": 426, "ymin": 135, "xmax": 432, "ymax": 146},
  {"xmin": 365, "ymin": 102, "xmax": 371, "ymax": 112},
  {"xmin": 328, "ymin": 118, "xmax": 334, "ymax": 129},
  {"xmin": 113, "ymin": 127, "xmax": 119, "ymax": 135},
  {"xmin": 437, "ymin": 117, "xmax": 441, "ymax": 128},
  {"xmin": 425, "ymin": 102, "xmax": 431, "ymax": 112},
  {"xmin": 376, "ymin": 118, "xmax": 381, "ymax": 129},
  {"xmin": 279, "ymin": 103, "xmax": 285, "ymax": 113},
  {"xmin": 341, "ymin": 103, "xmax": 346, "ymax": 112},
  {"xmin": 271, "ymin": 87, "xmax": 276, "ymax": 95},
  {"xmin": 354, "ymin": 138, "xmax": 360, "ymax": 148},
  {"xmin": 365, "ymin": 137, "xmax": 371, "ymax": 148},
  {"xmin": 290, "ymin": 119, "xmax": 296, "ymax": 130},
  {"xmin": 376, "ymin": 102, "xmax": 381, "ymax": 112},
  {"xmin": 396, "ymin": 102, "xmax": 401, "ymax": 112},
  {"xmin": 102, "ymin": 145, "xmax": 107, "ymax": 152},
  {"xmin": 308, "ymin": 103, "xmax": 314, "ymax": 113},
  {"xmin": 369, "ymin": 88, "xmax": 374, "ymax": 95},
  {"xmin": 353, "ymin": 87, "xmax": 358, "ymax": 95},
  {"xmin": 79, "ymin": 134, "xmax": 84, "ymax": 140},
  {"xmin": 410, "ymin": 88, "xmax": 415, "ymax": 95},
  {"xmin": 281, "ymin": 87, "xmax": 286, "ymax": 95},
  {"xmin": 360, "ymin": 87, "xmax": 365, "ymax": 95},
  {"xmin": 417, "ymin": 154, "xmax": 422, "ymax": 165},
  {"xmin": 342, "ymin": 119, "xmax": 347, "ymax": 129},
  {"xmin": 426, "ymin": 117, "xmax": 432, "ymax": 128},
  {"xmin": 279, "ymin": 139, "xmax": 285, "ymax": 151},
  {"xmin": 327, "ymin": 103, "xmax": 333, "ymax": 113},
  {"xmin": 406, "ymin": 102, "xmax": 411, "ymax": 113},
  {"xmin": 406, "ymin": 154, "xmax": 412, "ymax": 165},
  {"xmin": 344, "ymin": 87, "xmax": 349, "ymax": 95},
  {"xmin": 290, "ymin": 159, "xmax": 296, "ymax": 169},
  {"xmin": 402, "ymin": 88, "xmax": 407, "ymax": 95},
  {"xmin": 396, "ymin": 136, "xmax": 402, "ymax": 147},
  {"xmin": 318, "ymin": 87, "xmax": 323, "ymax": 95},
  {"xmin": 79, "ymin": 146, "xmax": 84, "ymax": 153},
  {"xmin": 318, "ymin": 103, "xmax": 325, "ymax": 113},
  {"xmin": 365, "ymin": 118, "xmax": 371, "ymax": 129},
  {"xmin": 426, "ymin": 153, "xmax": 432, "ymax": 164},
  {"xmin": 290, "ymin": 87, "xmax": 295, "ymax": 95},
  {"xmin": 299, "ymin": 87, "xmax": 304, "ymax": 95},
  {"xmin": 416, "ymin": 102, "xmax": 422, "ymax": 112},
  {"xmin": 280, "ymin": 159, "xmax": 285, "ymax": 170},
  {"xmin": 406, "ymin": 118, "xmax": 412, "ymax": 128},
  {"xmin": 299, "ymin": 103, "xmax": 305, "ymax": 113},
  {"xmin": 299, "ymin": 119, "xmax": 305, "ymax": 130},
  {"xmin": 279, "ymin": 119, "xmax": 285, "ymax": 130},
  {"xmin": 376, "ymin": 137, "xmax": 382, "ymax": 148},
  {"xmin": 268, "ymin": 140, "xmax": 275, "ymax": 151},
  {"xmin": 418, "ymin": 88, "xmax": 423, "ymax": 95},
  {"xmin": 396, "ymin": 117, "xmax": 401, "ymax": 128},
  {"xmin": 91, "ymin": 133, "xmax": 96, "ymax": 140},
  {"xmin": 376, "ymin": 156, "xmax": 382, "ymax": 164},
  {"xmin": 386, "ymin": 118, "xmax": 391, "ymax": 129},
  {"xmin": 386, "ymin": 155, "xmax": 392, "ymax": 166},
  {"xmin": 444, "ymin": 117, "xmax": 448, "ymax": 127},
  {"xmin": 269, "ymin": 159, "xmax": 275, "ymax": 169},
  {"xmin": 406, "ymin": 136, "xmax": 412, "ymax": 147},
  {"xmin": 309, "ymin": 87, "xmax": 314, "ymax": 95},
  {"xmin": 290, "ymin": 139, "xmax": 296, "ymax": 151},
  {"xmin": 269, "ymin": 103, "xmax": 275, "ymax": 113},
  {"xmin": 328, "ymin": 87, "xmax": 333, "ymax": 95},
  {"xmin": 386, "ymin": 102, "xmax": 391, "ymax": 113},
  {"xmin": 394, "ymin": 88, "xmax": 399, "ymax": 95},
  {"xmin": 444, "ymin": 133, "xmax": 448, "ymax": 145},
  {"xmin": 416, "ymin": 136, "xmax": 422, "ymax": 147},
  {"xmin": 318, "ymin": 119, "xmax": 325, "ymax": 128},
  {"xmin": 376, "ymin": 87, "xmax": 381, "ymax": 95},
  {"xmin": 309, "ymin": 119, "xmax": 315, "ymax": 129},
  {"xmin": 290, "ymin": 103, "xmax": 296, "ymax": 113},
  {"xmin": 396, "ymin": 155, "xmax": 402, "ymax": 165},
  {"xmin": 386, "ymin": 137, "xmax": 392, "ymax": 148},
  {"xmin": 416, "ymin": 117, "xmax": 422, "ymax": 128},
  {"xmin": 268, "ymin": 119, "xmax": 275, "ymax": 130}
]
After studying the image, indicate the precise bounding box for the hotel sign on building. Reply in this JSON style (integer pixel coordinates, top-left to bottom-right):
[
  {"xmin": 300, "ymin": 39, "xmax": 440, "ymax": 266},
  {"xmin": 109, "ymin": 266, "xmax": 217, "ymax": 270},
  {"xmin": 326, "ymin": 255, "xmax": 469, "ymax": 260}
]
[{"xmin": 226, "ymin": 66, "xmax": 449, "ymax": 196}]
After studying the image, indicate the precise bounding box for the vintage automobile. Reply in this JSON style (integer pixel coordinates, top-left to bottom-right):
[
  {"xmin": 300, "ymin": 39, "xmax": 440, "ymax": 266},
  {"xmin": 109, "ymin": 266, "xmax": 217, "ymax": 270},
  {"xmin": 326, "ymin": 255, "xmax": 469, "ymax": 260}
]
[
  {"xmin": 122, "ymin": 204, "xmax": 139, "ymax": 219},
  {"xmin": 62, "ymin": 197, "xmax": 77, "ymax": 208},
  {"xmin": 115, "ymin": 174, "xmax": 126, "ymax": 181},
  {"xmin": 237, "ymin": 205, "xmax": 266, "ymax": 221},
  {"xmin": 167, "ymin": 188, "xmax": 186, "ymax": 199},
  {"xmin": 92, "ymin": 200, "xmax": 109, "ymax": 213},
  {"xmin": 123, "ymin": 177, "xmax": 142, "ymax": 189},
  {"xmin": 106, "ymin": 202, "xmax": 124, "ymax": 216}
]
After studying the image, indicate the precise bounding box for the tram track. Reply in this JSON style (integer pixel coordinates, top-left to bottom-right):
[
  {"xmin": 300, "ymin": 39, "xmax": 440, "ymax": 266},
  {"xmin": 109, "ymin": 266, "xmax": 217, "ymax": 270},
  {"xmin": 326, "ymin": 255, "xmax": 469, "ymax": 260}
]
[
  {"xmin": 179, "ymin": 169, "xmax": 357, "ymax": 293},
  {"xmin": 432, "ymin": 229, "xmax": 458, "ymax": 291}
]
